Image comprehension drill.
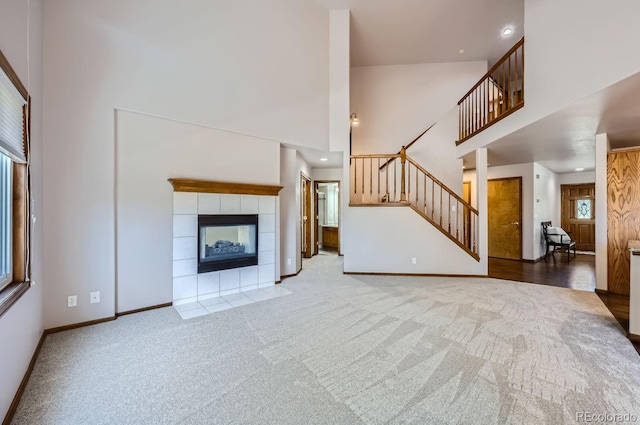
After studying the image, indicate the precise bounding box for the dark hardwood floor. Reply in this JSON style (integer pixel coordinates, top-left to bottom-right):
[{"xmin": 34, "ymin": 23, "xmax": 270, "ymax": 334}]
[
  {"xmin": 489, "ymin": 254, "xmax": 640, "ymax": 355},
  {"xmin": 489, "ymin": 254, "xmax": 596, "ymax": 291}
]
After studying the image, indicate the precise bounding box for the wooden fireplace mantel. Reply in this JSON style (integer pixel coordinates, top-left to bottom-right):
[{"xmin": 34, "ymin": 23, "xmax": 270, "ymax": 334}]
[{"xmin": 168, "ymin": 178, "xmax": 283, "ymax": 196}]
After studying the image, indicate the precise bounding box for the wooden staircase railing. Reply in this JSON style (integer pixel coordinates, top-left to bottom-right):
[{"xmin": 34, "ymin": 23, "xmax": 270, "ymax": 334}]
[
  {"xmin": 350, "ymin": 147, "xmax": 479, "ymax": 260},
  {"xmin": 457, "ymin": 37, "xmax": 524, "ymax": 144}
]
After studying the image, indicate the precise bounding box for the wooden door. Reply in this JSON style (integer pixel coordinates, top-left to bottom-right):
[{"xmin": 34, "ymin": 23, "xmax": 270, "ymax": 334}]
[
  {"xmin": 301, "ymin": 174, "xmax": 312, "ymax": 258},
  {"xmin": 463, "ymin": 181, "xmax": 472, "ymax": 249},
  {"xmin": 488, "ymin": 177, "xmax": 522, "ymax": 260},
  {"xmin": 561, "ymin": 184, "xmax": 595, "ymax": 251},
  {"xmin": 608, "ymin": 149, "xmax": 640, "ymax": 296}
]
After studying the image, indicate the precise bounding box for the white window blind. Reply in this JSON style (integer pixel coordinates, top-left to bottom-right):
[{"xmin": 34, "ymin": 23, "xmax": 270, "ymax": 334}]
[
  {"xmin": 0, "ymin": 152, "xmax": 11, "ymax": 290},
  {"xmin": 0, "ymin": 66, "xmax": 26, "ymax": 162}
]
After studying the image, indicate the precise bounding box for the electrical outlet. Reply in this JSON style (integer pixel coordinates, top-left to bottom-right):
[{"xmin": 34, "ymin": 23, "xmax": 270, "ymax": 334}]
[
  {"xmin": 411, "ymin": 257, "xmax": 417, "ymax": 265},
  {"xmin": 67, "ymin": 295, "xmax": 77, "ymax": 308},
  {"xmin": 287, "ymin": 258, "xmax": 292, "ymax": 265},
  {"xmin": 90, "ymin": 291, "xmax": 100, "ymax": 304}
]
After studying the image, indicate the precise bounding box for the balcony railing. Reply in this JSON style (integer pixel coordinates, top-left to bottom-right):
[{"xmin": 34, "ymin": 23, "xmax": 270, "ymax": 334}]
[{"xmin": 457, "ymin": 37, "xmax": 524, "ymax": 144}]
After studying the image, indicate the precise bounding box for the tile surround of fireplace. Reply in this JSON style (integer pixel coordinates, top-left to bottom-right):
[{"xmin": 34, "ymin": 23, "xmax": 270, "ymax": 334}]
[{"xmin": 172, "ymin": 192, "xmax": 277, "ymax": 305}]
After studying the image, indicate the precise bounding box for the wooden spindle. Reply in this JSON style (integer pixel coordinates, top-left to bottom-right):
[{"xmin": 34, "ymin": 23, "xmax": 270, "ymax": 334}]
[
  {"xmin": 407, "ymin": 161, "xmax": 410, "ymax": 202},
  {"xmin": 521, "ymin": 43, "xmax": 525, "ymax": 103},
  {"xmin": 386, "ymin": 157, "xmax": 389, "ymax": 201},
  {"xmin": 448, "ymin": 194, "xmax": 451, "ymax": 233},
  {"xmin": 377, "ymin": 157, "xmax": 381, "ymax": 202},
  {"xmin": 394, "ymin": 158, "xmax": 397, "ymax": 202},
  {"xmin": 508, "ymin": 54, "xmax": 512, "ymax": 109},
  {"xmin": 514, "ymin": 49, "xmax": 520, "ymax": 105},
  {"xmin": 369, "ymin": 158, "xmax": 373, "ymax": 199},
  {"xmin": 431, "ymin": 179, "xmax": 435, "ymax": 219},
  {"xmin": 473, "ymin": 214, "xmax": 477, "ymax": 253},
  {"xmin": 502, "ymin": 61, "xmax": 507, "ymax": 113},
  {"xmin": 415, "ymin": 167, "xmax": 419, "ymax": 205},
  {"xmin": 361, "ymin": 157, "xmax": 364, "ymax": 195},
  {"xmin": 423, "ymin": 174, "xmax": 427, "ymax": 212},
  {"xmin": 439, "ymin": 185, "xmax": 443, "ymax": 226},
  {"xmin": 484, "ymin": 78, "xmax": 487, "ymax": 125},
  {"xmin": 400, "ymin": 146, "xmax": 407, "ymax": 202},
  {"xmin": 459, "ymin": 103, "xmax": 462, "ymax": 140},
  {"xmin": 353, "ymin": 157, "xmax": 357, "ymax": 194},
  {"xmin": 456, "ymin": 200, "xmax": 459, "ymax": 240}
]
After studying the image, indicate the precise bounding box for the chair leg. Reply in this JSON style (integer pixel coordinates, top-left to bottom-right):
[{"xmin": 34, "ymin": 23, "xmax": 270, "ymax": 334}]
[{"xmin": 545, "ymin": 244, "xmax": 549, "ymax": 262}]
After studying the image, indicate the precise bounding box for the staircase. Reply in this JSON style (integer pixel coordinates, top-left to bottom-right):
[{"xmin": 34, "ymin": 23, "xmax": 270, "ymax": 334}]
[{"xmin": 349, "ymin": 146, "xmax": 479, "ymax": 261}]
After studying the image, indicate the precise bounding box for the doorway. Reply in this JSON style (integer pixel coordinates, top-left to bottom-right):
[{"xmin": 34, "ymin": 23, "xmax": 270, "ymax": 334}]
[
  {"xmin": 301, "ymin": 173, "xmax": 312, "ymax": 259},
  {"xmin": 488, "ymin": 177, "xmax": 522, "ymax": 260},
  {"xmin": 561, "ymin": 183, "xmax": 595, "ymax": 251},
  {"xmin": 314, "ymin": 181, "xmax": 340, "ymax": 255}
]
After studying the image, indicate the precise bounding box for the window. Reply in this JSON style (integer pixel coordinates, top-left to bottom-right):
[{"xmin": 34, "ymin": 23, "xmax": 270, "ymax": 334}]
[
  {"xmin": 0, "ymin": 48, "xmax": 30, "ymax": 317},
  {"xmin": 0, "ymin": 153, "xmax": 11, "ymax": 291},
  {"xmin": 576, "ymin": 199, "xmax": 591, "ymax": 220}
]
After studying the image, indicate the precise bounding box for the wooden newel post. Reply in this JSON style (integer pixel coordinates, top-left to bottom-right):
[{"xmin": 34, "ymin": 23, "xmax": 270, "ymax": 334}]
[{"xmin": 400, "ymin": 146, "xmax": 407, "ymax": 202}]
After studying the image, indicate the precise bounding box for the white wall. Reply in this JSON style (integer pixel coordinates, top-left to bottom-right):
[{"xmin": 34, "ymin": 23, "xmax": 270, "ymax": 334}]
[
  {"xmin": 458, "ymin": 0, "xmax": 640, "ymax": 158},
  {"xmin": 0, "ymin": 0, "xmax": 43, "ymax": 420},
  {"xmin": 43, "ymin": 0, "xmax": 330, "ymax": 327},
  {"xmin": 558, "ymin": 171, "xmax": 596, "ymax": 186},
  {"xmin": 351, "ymin": 61, "xmax": 486, "ymax": 155},
  {"xmin": 409, "ymin": 106, "xmax": 464, "ymax": 194},
  {"xmin": 344, "ymin": 207, "xmax": 486, "ymax": 275},
  {"xmin": 595, "ymin": 134, "xmax": 609, "ymax": 291},
  {"xmin": 279, "ymin": 148, "xmax": 297, "ymax": 277},
  {"xmin": 328, "ymin": 10, "xmax": 351, "ymax": 266},
  {"xmin": 533, "ymin": 163, "xmax": 559, "ymax": 259},
  {"xmin": 116, "ymin": 111, "xmax": 280, "ymax": 314},
  {"xmin": 329, "ymin": 10, "xmax": 350, "ymax": 154},
  {"xmin": 345, "ymin": 61, "xmax": 486, "ymax": 275},
  {"xmin": 279, "ymin": 148, "xmax": 312, "ymax": 277}
]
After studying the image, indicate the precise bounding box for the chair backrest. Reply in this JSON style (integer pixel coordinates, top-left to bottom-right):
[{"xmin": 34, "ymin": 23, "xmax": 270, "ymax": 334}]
[
  {"xmin": 541, "ymin": 221, "xmax": 572, "ymax": 244},
  {"xmin": 541, "ymin": 221, "xmax": 552, "ymax": 241}
]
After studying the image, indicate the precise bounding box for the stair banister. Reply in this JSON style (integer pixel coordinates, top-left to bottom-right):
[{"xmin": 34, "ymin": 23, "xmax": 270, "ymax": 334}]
[{"xmin": 349, "ymin": 151, "xmax": 479, "ymax": 260}]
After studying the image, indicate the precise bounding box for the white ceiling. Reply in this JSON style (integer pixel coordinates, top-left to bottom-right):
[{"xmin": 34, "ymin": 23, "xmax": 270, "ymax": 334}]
[
  {"xmin": 462, "ymin": 70, "xmax": 640, "ymax": 173},
  {"xmin": 303, "ymin": 0, "xmax": 640, "ymax": 175},
  {"xmin": 313, "ymin": 0, "xmax": 524, "ymax": 67},
  {"xmin": 296, "ymin": 0, "xmax": 524, "ymax": 168},
  {"xmin": 282, "ymin": 143, "xmax": 344, "ymax": 169}
]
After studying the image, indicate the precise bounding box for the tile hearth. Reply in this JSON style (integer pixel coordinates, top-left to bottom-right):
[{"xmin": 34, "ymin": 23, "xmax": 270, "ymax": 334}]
[{"xmin": 173, "ymin": 286, "xmax": 292, "ymax": 320}]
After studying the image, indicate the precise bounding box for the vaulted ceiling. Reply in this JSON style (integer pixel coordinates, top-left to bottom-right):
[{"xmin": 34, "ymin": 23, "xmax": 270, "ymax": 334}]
[{"xmin": 313, "ymin": 0, "xmax": 524, "ymax": 67}]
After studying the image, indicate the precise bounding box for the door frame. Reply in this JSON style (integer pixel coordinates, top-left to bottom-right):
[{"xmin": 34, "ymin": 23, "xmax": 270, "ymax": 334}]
[
  {"xmin": 301, "ymin": 173, "xmax": 312, "ymax": 258},
  {"xmin": 314, "ymin": 180, "xmax": 341, "ymax": 255},
  {"xmin": 561, "ymin": 183, "xmax": 595, "ymax": 251},
  {"xmin": 488, "ymin": 176, "xmax": 523, "ymax": 260}
]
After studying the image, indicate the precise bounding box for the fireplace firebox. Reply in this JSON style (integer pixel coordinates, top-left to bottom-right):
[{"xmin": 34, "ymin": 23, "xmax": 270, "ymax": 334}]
[{"xmin": 198, "ymin": 214, "xmax": 259, "ymax": 273}]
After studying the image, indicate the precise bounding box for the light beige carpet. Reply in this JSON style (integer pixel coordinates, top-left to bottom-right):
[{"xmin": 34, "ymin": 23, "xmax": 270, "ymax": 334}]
[{"xmin": 12, "ymin": 255, "xmax": 640, "ymax": 424}]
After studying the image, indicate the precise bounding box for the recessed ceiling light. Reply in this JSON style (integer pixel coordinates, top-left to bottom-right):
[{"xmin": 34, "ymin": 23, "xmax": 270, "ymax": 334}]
[
  {"xmin": 575, "ymin": 167, "xmax": 584, "ymax": 171},
  {"xmin": 320, "ymin": 158, "xmax": 328, "ymax": 162},
  {"xmin": 458, "ymin": 49, "xmax": 465, "ymax": 54},
  {"xmin": 462, "ymin": 165, "xmax": 466, "ymax": 169},
  {"xmin": 503, "ymin": 28, "xmax": 513, "ymax": 36}
]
